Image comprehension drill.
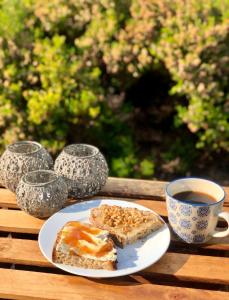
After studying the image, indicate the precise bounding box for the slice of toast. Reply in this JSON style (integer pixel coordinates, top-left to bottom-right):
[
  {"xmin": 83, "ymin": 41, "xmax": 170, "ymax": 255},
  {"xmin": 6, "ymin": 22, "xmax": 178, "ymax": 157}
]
[
  {"xmin": 90, "ymin": 205, "xmax": 164, "ymax": 248},
  {"xmin": 52, "ymin": 221, "xmax": 117, "ymax": 270}
]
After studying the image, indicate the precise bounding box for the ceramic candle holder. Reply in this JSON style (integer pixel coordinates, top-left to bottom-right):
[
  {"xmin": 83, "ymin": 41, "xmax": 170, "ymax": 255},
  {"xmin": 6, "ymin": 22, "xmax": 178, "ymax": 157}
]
[
  {"xmin": 54, "ymin": 144, "xmax": 108, "ymax": 198},
  {"xmin": 0, "ymin": 141, "xmax": 53, "ymax": 192},
  {"xmin": 16, "ymin": 170, "xmax": 68, "ymax": 218}
]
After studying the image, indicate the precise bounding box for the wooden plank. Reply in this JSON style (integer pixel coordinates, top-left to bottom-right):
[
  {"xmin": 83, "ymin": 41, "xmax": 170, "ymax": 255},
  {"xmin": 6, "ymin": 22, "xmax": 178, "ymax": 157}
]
[
  {"xmin": 101, "ymin": 177, "xmax": 166, "ymax": 200},
  {"xmin": 145, "ymin": 253, "xmax": 229, "ymax": 284},
  {"xmin": 0, "ymin": 208, "xmax": 228, "ymax": 251},
  {"xmin": 0, "ymin": 238, "xmax": 228, "ymax": 284},
  {"xmin": 0, "ymin": 210, "xmax": 43, "ymax": 234},
  {"xmin": 0, "ymin": 190, "xmax": 169, "ymax": 215},
  {"xmin": 0, "ymin": 268, "xmax": 228, "ymax": 300},
  {"xmin": 1, "ymin": 193, "xmax": 228, "ymax": 217},
  {"xmin": 101, "ymin": 177, "xmax": 229, "ymax": 204},
  {"xmin": 0, "ymin": 238, "xmax": 48, "ymax": 267},
  {"xmin": 0, "ymin": 177, "xmax": 228, "ymax": 206},
  {"xmin": 0, "ymin": 188, "xmax": 16, "ymax": 208},
  {"xmin": 0, "ymin": 203, "xmax": 229, "ymax": 233}
]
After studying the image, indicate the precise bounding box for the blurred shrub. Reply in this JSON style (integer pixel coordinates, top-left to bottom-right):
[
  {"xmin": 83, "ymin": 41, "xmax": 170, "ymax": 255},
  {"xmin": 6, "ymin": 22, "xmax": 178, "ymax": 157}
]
[{"xmin": 0, "ymin": 0, "xmax": 228, "ymax": 177}]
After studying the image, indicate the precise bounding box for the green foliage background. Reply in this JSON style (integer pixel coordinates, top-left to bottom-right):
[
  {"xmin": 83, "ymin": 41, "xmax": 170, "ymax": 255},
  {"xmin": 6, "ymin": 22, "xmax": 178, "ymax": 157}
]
[{"xmin": 0, "ymin": 0, "xmax": 228, "ymax": 178}]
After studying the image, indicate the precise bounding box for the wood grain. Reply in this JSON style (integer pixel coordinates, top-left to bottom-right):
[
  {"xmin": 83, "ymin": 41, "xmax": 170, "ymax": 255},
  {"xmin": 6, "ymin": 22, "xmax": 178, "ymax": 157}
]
[
  {"xmin": 0, "ymin": 188, "xmax": 16, "ymax": 208},
  {"xmin": 101, "ymin": 177, "xmax": 229, "ymax": 204},
  {"xmin": 0, "ymin": 238, "xmax": 48, "ymax": 267},
  {"xmin": 145, "ymin": 252, "xmax": 229, "ymax": 284},
  {"xmin": 1, "ymin": 178, "xmax": 228, "ymax": 207},
  {"xmin": 0, "ymin": 238, "xmax": 228, "ymax": 284},
  {"xmin": 0, "ymin": 210, "xmax": 43, "ymax": 234},
  {"xmin": 0, "ymin": 268, "xmax": 228, "ymax": 300},
  {"xmin": 0, "ymin": 193, "xmax": 228, "ymax": 217},
  {"xmin": 0, "ymin": 207, "xmax": 228, "ymax": 251},
  {"xmin": 101, "ymin": 178, "xmax": 167, "ymax": 200}
]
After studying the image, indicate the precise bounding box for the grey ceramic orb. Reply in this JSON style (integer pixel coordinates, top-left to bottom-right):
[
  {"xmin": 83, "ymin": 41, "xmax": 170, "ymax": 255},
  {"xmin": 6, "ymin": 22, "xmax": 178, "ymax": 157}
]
[
  {"xmin": 54, "ymin": 144, "xmax": 109, "ymax": 198},
  {"xmin": 16, "ymin": 170, "xmax": 68, "ymax": 218},
  {"xmin": 0, "ymin": 141, "xmax": 53, "ymax": 193}
]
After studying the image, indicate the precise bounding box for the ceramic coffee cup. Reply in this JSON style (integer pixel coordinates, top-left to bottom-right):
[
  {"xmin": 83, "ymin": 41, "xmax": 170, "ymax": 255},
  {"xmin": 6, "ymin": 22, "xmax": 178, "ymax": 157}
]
[{"xmin": 165, "ymin": 178, "xmax": 229, "ymax": 243}]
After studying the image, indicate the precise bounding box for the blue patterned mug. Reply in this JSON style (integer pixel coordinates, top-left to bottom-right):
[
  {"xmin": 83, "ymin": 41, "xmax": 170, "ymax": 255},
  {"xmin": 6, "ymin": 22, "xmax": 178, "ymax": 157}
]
[{"xmin": 165, "ymin": 178, "xmax": 229, "ymax": 243}]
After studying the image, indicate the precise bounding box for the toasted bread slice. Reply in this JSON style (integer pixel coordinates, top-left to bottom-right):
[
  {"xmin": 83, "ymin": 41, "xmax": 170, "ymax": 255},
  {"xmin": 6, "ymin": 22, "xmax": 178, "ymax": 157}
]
[
  {"xmin": 90, "ymin": 205, "xmax": 164, "ymax": 247},
  {"xmin": 52, "ymin": 221, "xmax": 117, "ymax": 270}
]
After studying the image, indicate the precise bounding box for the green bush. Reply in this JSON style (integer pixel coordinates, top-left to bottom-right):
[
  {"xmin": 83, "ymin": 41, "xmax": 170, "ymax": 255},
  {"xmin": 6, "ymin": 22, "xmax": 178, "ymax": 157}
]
[{"xmin": 0, "ymin": 0, "xmax": 228, "ymax": 177}]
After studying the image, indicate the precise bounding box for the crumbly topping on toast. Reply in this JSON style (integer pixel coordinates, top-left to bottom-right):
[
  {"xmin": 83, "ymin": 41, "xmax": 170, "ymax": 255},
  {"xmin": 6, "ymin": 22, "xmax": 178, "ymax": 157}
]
[{"xmin": 91, "ymin": 204, "xmax": 163, "ymax": 233}]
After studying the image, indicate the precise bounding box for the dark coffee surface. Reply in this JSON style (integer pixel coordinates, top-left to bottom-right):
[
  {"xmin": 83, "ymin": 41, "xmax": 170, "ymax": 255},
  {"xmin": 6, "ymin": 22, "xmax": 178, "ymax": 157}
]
[{"xmin": 173, "ymin": 191, "xmax": 217, "ymax": 205}]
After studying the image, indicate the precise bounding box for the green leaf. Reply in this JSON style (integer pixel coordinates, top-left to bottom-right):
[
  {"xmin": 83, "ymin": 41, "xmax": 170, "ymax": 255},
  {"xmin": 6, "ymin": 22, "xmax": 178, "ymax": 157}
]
[{"xmin": 139, "ymin": 159, "xmax": 155, "ymax": 177}]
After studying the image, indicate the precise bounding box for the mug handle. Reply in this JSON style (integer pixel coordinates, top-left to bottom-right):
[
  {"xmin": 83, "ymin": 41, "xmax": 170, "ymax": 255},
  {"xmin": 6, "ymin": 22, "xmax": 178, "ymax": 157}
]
[{"xmin": 211, "ymin": 212, "xmax": 229, "ymax": 238}]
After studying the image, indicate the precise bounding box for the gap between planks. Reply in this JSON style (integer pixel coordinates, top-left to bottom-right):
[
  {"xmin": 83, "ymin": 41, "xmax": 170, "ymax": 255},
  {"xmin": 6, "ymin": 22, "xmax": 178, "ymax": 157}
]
[
  {"xmin": 0, "ymin": 237, "xmax": 228, "ymax": 285},
  {"xmin": 0, "ymin": 268, "xmax": 228, "ymax": 300}
]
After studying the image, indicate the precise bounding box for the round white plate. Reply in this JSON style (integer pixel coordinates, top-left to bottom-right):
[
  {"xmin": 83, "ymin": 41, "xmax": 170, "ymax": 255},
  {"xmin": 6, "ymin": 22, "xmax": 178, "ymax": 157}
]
[{"xmin": 38, "ymin": 199, "xmax": 170, "ymax": 278}]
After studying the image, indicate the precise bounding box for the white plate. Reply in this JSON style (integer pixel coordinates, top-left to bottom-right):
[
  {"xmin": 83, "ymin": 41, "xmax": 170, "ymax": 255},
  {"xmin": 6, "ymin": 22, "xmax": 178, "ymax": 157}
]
[{"xmin": 38, "ymin": 199, "xmax": 170, "ymax": 278}]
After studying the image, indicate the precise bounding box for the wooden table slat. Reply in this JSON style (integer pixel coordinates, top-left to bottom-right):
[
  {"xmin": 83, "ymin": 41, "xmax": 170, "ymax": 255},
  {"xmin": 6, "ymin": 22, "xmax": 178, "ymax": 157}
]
[
  {"xmin": 0, "ymin": 268, "xmax": 228, "ymax": 300},
  {"xmin": 101, "ymin": 177, "xmax": 229, "ymax": 204},
  {"xmin": 1, "ymin": 177, "xmax": 228, "ymax": 207},
  {"xmin": 0, "ymin": 189, "xmax": 16, "ymax": 208},
  {"xmin": 0, "ymin": 238, "xmax": 49, "ymax": 267},
  {"xmin": 0, "ymin": 189, "xmax": 170, "ymax": 215},
  {"xmin": 1, "ymin": 208, "xmax": 229, "ymax": 251},
  {"xmin": 146, "ymin": 252, "xmax": 229, "ymax": 285},
  {"xmin": 0, "ymin": 238, "xmax": 228, "ymax": 285},
  {"xmin": 1, "ymin": 193, "xmax": 229, "ymax": 217},
  {"xmin": 0, "ymin": 210, "xmax": 43, "ymax": 234}
]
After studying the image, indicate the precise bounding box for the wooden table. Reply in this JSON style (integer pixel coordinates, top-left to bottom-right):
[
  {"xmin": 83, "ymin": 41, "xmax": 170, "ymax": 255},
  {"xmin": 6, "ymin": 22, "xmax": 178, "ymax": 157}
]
[{"xmin": 0, "ymin": 177, "xmax": 228, "ymax": 299}]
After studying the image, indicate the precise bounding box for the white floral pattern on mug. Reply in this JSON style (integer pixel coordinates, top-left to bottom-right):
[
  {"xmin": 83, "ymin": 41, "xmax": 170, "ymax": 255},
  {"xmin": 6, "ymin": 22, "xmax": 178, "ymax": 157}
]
[
  {"xmin": 169, "ymin": 213, "xmax": 177, "ymax": 224},
  {"xmin": 179, "ymin": 219, "xmax": 191, "ymax": 229},
  {"xmin": 169, "ymin": 198, "xmax": 177, "ymax": 210},
  {"xmin": 179, "ymin": 204, "xmax": 192, "ymax": 216}
]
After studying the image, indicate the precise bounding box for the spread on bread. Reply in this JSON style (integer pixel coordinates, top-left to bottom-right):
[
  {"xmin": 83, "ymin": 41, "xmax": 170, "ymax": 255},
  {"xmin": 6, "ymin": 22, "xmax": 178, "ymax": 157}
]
[
  {"xmin": 58, "ymin": 221, "xmax": 116, "ymax": 261},
  {"xmin": 52, "ymin": 221, "xmax": 117, "ymax": 270}
]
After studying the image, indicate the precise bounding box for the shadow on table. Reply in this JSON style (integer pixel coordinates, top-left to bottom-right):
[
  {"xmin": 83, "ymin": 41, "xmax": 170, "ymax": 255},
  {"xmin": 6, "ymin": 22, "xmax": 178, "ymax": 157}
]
[
  {"xmin": 62, "ymin": 199, "xmax": 102, "ymax": 214},
  {"xmin": 91, "ymin": 277, "xmax": 143, "ymax": 286},
  {"xmin": 142, "ymin": 227, "xmax": 190, "ymax": 277}
]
